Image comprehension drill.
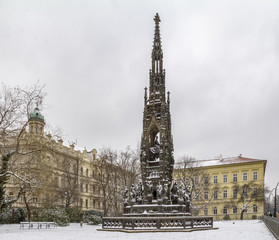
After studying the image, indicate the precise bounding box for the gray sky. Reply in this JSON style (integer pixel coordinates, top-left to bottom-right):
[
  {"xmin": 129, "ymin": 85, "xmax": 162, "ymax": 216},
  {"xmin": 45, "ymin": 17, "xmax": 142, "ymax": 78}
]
[{"xmin": 1, "ymin": 0, "xmax": 279, "ymax": 189}]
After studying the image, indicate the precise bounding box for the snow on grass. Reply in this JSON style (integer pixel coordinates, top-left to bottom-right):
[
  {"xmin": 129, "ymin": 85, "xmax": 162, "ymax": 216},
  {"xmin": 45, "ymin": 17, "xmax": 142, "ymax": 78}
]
[{"xmin": 0, "ymin": 220, "xmax": 276, "ymax": 240}]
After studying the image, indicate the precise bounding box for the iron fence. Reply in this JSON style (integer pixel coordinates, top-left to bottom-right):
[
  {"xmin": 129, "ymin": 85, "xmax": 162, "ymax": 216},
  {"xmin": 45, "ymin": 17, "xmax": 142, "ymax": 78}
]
[{"xmin": 262, "ymin": 215, "xmax": 279, "ymax": 239}]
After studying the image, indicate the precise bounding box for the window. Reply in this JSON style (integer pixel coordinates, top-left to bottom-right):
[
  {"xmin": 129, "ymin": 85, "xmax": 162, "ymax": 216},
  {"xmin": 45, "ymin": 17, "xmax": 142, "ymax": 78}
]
[
  {"xmin": 86, "ymin": 184, "xmax": 88, "ymax": 193},
  {"xmin": 233, "ymin": 206, "xmax": 237, "ymax": 214},
  {"xmin": 223, "ymin": 207, "xmax": 228, "ymax": 214},
  {"xmin": 243, "ymin": 173, "xmax": 247, "ymax": 181},
  {"xmin": 80, "ymin": 167, "xmax": 83, "ymax": 176},
  {"xmin": 80, "ymin": 198, "xmax": 83, "ymax": 207},
  {"xmin": 253, "ymin": 205, "xmax": 258, "ymax": 213},
  {"xmin": 195, "ymin": 177, "xmax": 199, "ymax": 185},
  {"xmin": 214, "ymin": 176, "xmax": 218, "ymax": 184},
  {"xmin": 233, "ymin": 189, "xmax": 237, "ymax": 199},
  {"xmin": 243, "ymin": 187, "xmax": 248, "ymax": 198},
  {"xmin": 204, "ymin": 208, "xmax": 208, "ymax": 216},
  {"xmin": 204, "ymin": 191, "xmax": 208, "ymax": 200},
  {"xmin": 86, "ymin": 169, "xmax": 89, "ymax": 177},
  {"xmin": 214, "ymin": 190, "xmax": 218, "ymax": 199},
  {"xmin": 10, "ymin": 177, "xmax": 14, "ymax": 184},
  {"xmin": 204, "ymin": 176, "xmax": 209, "ymax": 185},
  {"xmin": 80, "ymin": 183, "xmax": 83, "ymax": 192},
  {"xmin": 98, "ymin": 201, "xmax": 100, "ymax": 209},
  {"xmin": 223, "ymin": 190, "xmax": 228, "ymax": 199},
  {"xmin": 86, "ymin": 199, "xmax": 88, "ymax": 209},
  {"xmin": 55, "ymin": 176, "xmax": 59, "ymax": 187},
  {"xmin": 223, "ymin": 175, "xmax": 227, "ymax": 183},
  {"xmin": 213, "ymin": 207, "xmax": 217, "ymax": 215},
  {"xmin": 253, "ymin": 172, "xmax": 258, "ymax": 180},
  {"xmin": 253, "ymin": 187, "xmax": 258, "ymax": 196},
  {"xmin": 92, "ymin": 171, "xmax": 95, "ymax": 178},
  {"xmin": 93, "ymin": 185, "xmax": 96, "ymax": 194},
  {"xmin": 233, "ymin": 173, "xmax": 237, "ymax": 182}
]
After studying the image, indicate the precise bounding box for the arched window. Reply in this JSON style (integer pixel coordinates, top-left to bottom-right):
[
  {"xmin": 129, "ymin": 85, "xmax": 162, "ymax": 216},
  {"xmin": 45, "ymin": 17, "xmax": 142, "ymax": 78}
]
[
  {"xmin": 253, "ymin": 205, "xmax": 257, "ymax": 213},
  {"xmin": 233, "ymin": 206, "xmax": 237, "ymax": 214},
  {"xmin": 223, "ymin": 206, "xmax": 228, "ymax": 214},
  {"xmin": 204, "ymin": 208, "xmax": 208, "ymax": 216},
  {"xmin": 213, "ymin": 207, "xmax": 217, "ymax": 215}
]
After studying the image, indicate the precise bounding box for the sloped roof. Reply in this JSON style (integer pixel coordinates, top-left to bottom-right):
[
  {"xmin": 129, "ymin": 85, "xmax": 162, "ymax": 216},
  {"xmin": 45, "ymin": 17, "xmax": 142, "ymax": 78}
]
[{"xmin": 175, "ymin": 155, "xmax": 267, "ymax": 168}]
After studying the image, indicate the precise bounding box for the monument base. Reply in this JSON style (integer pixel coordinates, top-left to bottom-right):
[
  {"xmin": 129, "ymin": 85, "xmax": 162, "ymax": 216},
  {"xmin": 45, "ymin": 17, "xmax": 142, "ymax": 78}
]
[{"xmin": 102, "ymin": 216, "xmax": 214, "ymax": 230}]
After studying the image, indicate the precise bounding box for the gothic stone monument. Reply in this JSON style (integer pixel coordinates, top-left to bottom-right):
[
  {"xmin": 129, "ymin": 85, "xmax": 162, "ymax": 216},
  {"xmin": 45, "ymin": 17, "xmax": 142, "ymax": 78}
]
[{"xmin": 101, "ymin": 13, "xmax": 213, "ymax": 231}]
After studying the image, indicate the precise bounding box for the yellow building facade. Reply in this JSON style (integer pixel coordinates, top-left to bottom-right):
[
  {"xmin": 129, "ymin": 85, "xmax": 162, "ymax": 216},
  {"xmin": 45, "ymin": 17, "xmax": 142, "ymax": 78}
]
[
  {"xmin": 175, "ymin": 155, "xmax": 266, "ymax": 220},
  {"xmin": 5, "ymin": 107, "xmax": 103, "ymax": 214}
]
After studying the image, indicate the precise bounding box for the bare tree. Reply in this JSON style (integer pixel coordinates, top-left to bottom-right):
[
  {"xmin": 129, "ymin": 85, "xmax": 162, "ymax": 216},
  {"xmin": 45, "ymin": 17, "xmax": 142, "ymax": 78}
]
[
  {"xmin": 0, "ymin": 82, "xmax": 45, "ymax": 211},
  {"xmin": 175, "ymin": 156, "xmax": 219, "ymax": 214},
  {"xmin": 92, "ymin": 146, "xmax": 140, "ymax": 216},
  {"xmin": 56, "ymin": 156, "xmax": 79, "ymax": 209},
  {"xmin": 93, "ymin": 147, "xmax": 118, "ymax": 217},
  {"xmin": 113, "ymin": 146, "xmax": 140, "ymax": 215},
  {"xmin": 230, "ymin": 181, "xmax": 265, "ymax": 220},
  {"xmin": 118, "ymin": 146, "xmax": 140, "ymax": 190}
]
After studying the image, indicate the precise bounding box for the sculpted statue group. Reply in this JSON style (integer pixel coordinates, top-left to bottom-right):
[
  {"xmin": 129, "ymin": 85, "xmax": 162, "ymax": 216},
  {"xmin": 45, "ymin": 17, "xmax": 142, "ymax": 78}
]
[{"xmin": 123, "ymin": 179, "xmax": 191, "ymax": 208}]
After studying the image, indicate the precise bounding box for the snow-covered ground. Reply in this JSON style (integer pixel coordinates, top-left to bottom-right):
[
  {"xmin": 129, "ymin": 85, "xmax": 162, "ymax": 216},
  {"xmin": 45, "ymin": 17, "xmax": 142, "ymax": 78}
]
[{"xmin": 0, "ymin": 220, "xmax": 276, "ymax": 240}]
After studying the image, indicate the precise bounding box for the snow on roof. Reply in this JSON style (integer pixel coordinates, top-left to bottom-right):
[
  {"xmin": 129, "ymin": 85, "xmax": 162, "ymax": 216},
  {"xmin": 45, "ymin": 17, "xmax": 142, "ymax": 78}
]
[{"xmin": 175, "ymin": 155, "xmax": 266, "ymax": 168}]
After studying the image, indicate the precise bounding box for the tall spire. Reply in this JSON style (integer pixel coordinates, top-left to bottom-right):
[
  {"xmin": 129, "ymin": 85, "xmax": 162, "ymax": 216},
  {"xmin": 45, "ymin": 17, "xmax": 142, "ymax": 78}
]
[
  {"xmin": 140, "ymin": 14, "xmax": 174, "ymax": 204},
  {"xmin": 152, "ymin": 13, "xmax": 163, "ymax": 73},
  {"xmin": 149, "ymin": 13, "xmax": 166, "ymax": 103}
]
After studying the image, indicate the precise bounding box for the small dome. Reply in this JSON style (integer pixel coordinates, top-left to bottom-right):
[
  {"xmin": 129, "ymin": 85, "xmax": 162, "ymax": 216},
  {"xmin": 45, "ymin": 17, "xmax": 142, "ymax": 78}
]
[{"xmin": 30, "ymin": 107, "xmax": 45, "ymax": 121}]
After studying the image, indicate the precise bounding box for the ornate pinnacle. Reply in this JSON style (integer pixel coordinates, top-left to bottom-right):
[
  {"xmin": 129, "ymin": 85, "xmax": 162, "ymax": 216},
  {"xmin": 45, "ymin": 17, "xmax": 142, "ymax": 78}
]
[
  {"xmin": 154, "ymin": 13, "xmax": 161, "ymax": 24},
  {"xmin": 152, "ymin": 13, "xmax": 163, "ymax": 72}
]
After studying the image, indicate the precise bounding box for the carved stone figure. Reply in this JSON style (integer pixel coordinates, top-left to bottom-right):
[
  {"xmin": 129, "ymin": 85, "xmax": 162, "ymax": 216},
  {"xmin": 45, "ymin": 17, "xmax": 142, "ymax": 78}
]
[
  {"xmin": 137, "ymin": 182, "xmax": 143, "ymax": 202},
  {"xmin": 171, "ymin": 181, "xmax": 178, "ymax": 195},
  {"xmin": 123, "ymin": 187, "xmax": 129, "ymax": 204},
  {"xmin": 157, "ymin": 183, "xmax": 163, "ymax": 200},
  {"xmin": 163, "ymin": 183, "xmax": 169, "ymax": 198},
  {"xmin": 149, "ymin": 136, "xmax": 160, "ymax": 161},
  {"xmin": 147, "ymin": 181, "xmax": 152, "ymax": 192},
  {"xmin": 178, "ymin": 184, "xmax": 184, "ymax": 199},
  {"xmin": 171, "ymin": 180, "xmax": 178, "ymax": 204},
  {"xmin": 130, "ymin": 184, "xmax": 136, "ymax": 202}
]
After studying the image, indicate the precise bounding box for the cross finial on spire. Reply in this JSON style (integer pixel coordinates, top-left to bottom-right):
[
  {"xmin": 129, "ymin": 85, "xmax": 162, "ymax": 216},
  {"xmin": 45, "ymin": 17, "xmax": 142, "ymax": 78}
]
[{"xmin": 154, "ymin": 13, "xmax": 160, "ymax": 24}]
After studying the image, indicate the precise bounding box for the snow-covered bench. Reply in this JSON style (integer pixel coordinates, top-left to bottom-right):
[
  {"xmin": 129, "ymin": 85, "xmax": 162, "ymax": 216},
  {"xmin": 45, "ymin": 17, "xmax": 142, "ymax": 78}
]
[{"xmin": 20, "ymin": 222, "xmax": 57, "ymax": 229}]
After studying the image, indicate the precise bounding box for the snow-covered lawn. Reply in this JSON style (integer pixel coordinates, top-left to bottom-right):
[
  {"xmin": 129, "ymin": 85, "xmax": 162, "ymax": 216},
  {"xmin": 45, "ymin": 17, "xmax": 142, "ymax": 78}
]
[{"xmin": 0, "ymin": 220, "xmax": 276, "ymax": 240}]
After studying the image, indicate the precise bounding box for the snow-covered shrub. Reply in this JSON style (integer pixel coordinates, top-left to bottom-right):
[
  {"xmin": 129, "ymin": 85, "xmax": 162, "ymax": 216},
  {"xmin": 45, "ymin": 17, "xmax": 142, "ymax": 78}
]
[
  {"xmin": 223, "ymin": 214, "xmax": 231, "ymax": 220},
  {"xmin": 84, "ymin": 211, "xmax": 103, "ymax": 225},
  {"xmin": 85, "ymin": 214, "xmax": 102, "ymax": 225},
  {"xmin": 0, "ymin": 207, "xmax": 26, "ymax": 224},
  {"xmin": 32, "ymin": 207, "xmax": 69, "ymax": 226},
  {"xmin": 66, "ymin": 206, "xmax": 83, "ymax": 223}
]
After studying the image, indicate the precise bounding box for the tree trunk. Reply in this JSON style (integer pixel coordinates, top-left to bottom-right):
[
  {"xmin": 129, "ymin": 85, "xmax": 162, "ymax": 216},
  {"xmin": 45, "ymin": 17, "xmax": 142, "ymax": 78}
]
[
  {"xmin": 0, "ymin": 154, "xmax": 10, "ymax": 211},
  {"xmin": 103, "ymin": 198, "xmax": 108, "ymax": 217},
  {"xmin": 240, "ymin": 209, "xmax": 245, "ymax": 220},
  {"xmin": 23, "ymin": 194, "xmax": 31, "ymax": 222}
]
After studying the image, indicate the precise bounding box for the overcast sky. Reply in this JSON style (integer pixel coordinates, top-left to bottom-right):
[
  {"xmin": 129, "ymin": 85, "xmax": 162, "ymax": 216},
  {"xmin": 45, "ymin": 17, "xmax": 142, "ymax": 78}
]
[{"xmin": 1, "ymin": 0, "xmax": 279, "ymax": 189}]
